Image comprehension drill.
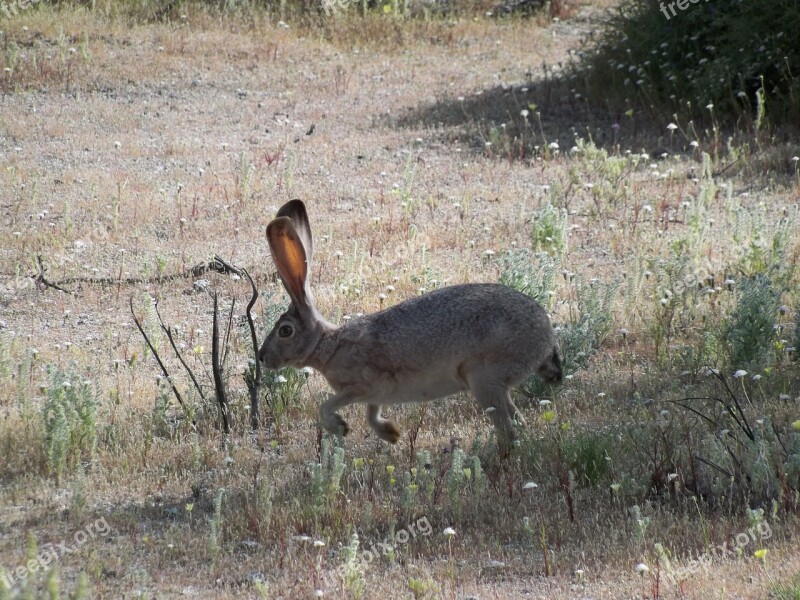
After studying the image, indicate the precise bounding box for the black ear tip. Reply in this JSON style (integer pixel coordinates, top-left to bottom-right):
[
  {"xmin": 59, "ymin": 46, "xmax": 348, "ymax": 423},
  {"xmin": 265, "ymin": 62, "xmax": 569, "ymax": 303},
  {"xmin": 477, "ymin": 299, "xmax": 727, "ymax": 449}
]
[{"xmin": 277, "ymin": 199, "xmax": 307, "ymax": 218}]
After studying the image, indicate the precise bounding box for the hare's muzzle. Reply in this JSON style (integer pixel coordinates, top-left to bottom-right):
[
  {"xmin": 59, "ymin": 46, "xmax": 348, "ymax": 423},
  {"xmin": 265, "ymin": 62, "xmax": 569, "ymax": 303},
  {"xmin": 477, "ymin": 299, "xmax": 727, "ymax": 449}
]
[
  {"xmin": 257, "ymin": 343, "xmax": 272, "ymax": 368},
  {"xmin": 539, "ymin": 349, "xmax": 563, "ymax": 384}
]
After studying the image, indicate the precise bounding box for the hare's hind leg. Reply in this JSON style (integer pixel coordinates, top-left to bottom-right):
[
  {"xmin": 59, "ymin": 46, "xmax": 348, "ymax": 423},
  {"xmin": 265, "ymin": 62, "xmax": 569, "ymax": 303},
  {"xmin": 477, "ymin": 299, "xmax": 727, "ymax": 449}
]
[
  {"xmin": 367, "ymin": 404, "xmax": 401, "ymax": 444},
  {"xmin": 507, "ymin": 397, "xmax": 527, "ymax": 426},
  {"xmin": 466, "ymin": 374, "xmax": 517, "ymax": 457}
]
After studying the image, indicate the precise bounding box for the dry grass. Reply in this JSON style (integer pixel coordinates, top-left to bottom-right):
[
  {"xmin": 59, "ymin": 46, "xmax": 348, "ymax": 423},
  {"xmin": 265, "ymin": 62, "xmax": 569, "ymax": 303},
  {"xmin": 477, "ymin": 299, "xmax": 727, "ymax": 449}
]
[{"xmin": 1, "ymin": 2, "xmax": 799, "ymax": 599}]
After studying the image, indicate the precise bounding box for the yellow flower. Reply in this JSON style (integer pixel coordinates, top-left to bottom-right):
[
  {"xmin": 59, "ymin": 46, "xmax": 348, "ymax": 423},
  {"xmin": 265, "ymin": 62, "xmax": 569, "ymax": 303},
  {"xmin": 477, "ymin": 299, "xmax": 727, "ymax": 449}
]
[
  {"xmin": 541, "ymin": 410, "xmax": 556, "ymax": 423},
  {"xmin": 754, "ymin": 549, "xmax": 767, "ymax": 561},
  {"xmin": 792, "ymin": 420, "xmax": 800, "ymax": 431}
]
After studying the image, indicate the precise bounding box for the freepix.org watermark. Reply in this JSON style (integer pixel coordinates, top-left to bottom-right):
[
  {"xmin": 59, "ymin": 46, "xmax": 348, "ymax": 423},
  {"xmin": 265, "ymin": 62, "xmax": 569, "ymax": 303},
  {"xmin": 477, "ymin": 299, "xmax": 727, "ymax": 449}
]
[
  {"xmin": 1, "ymin": 0, "xmax": 42, "ymax": 19},
  {"xmin": 327, "ymin": 515, "xmax": 433, "ymax": 582},
  {"xmin": 1, "ymin": 517, "xmax": 111, "ymax": 589},
  {"xmin": 666, "ymin": 520, "xmax": 773, "ymax": 584},
  {"xmin": 358, "ymin": 515, "xmax": 432, "ymax": 565},
  {"xmin": 659, "ymin": 0, "xmax": 711, "ymax": 20}
]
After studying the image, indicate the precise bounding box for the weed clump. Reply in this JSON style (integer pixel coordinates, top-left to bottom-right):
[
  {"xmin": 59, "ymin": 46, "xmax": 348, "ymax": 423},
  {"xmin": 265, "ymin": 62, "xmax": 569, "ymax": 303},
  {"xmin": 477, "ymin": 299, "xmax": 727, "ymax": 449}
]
[
  {"xmin": 724, "ymin": 275, "xmax": 782, "ymax": 373},
  {"xmin": 578, "ymin": 0, "xmax": 800, "ymax": 132}
]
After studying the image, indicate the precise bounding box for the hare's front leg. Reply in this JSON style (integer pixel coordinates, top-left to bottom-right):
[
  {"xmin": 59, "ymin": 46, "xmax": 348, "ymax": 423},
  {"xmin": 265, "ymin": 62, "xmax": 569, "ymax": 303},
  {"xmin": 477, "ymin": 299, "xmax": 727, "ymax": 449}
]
[
  {"xmin": 320, "ymin": 388, "xmax": 380, "ymax": 438},
  {"xmin": 319, "ymin": 391, "xmax": 401, "ymax": 444},
  {"xmin": 319, "ymin": 391, "xmax": 354, "ymax": 437}
]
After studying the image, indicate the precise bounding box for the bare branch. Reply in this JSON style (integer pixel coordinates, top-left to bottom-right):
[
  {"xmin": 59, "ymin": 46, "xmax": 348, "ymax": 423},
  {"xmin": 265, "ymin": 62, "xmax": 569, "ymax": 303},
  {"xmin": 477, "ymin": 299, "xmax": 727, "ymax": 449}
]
[
  {"xmin": 714, "ymin": 371, "xmax": 754, "ymax": 441},
  {"xmin": 222, "ymin": 298, "xmax": 236, "ymax": 369},
  {"xmin": 130, "ymin": 295, "xmax": 186, "ymax": 412},
  {"xmin": 211, "ymin": 254, "xmax": 246, "ymax": 278},
  {"xmin": 243, "ymin": 269, "xmax": 261, "ymax": 430},
  {"xmin": 1, "ymin": 255, "xmax": 257, "ymax": 293},
  {"xmin": 693, "ymin": 455, "xmax": 734, "ymax": 480},
  {"xmin": 154, "ymin": 301, "xmax": 206, "ymax": 402},
  {"xmin": 34, "ymin": 256, "xmax": 72, "ymax": 294},
  {"xmin": 212, "ymin": 292, "xmax": 230, "ymax": 435}
]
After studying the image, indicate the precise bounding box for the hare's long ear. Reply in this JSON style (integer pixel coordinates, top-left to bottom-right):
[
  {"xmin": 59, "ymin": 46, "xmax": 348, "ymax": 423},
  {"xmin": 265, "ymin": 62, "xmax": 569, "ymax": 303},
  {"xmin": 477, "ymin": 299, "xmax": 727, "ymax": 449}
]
[
  {"xmin": 276, "ymin": 200, "xmax": 313, "ymax": 263},
  {"xmin": 267, "ymin": 216, "xmax": 311, "ymax": 311}
]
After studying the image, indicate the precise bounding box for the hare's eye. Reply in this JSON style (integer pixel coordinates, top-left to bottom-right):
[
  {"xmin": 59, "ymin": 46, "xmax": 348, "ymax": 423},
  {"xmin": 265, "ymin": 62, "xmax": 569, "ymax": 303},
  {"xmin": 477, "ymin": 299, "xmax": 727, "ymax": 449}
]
[{"xmin": 278, "ymin": 324, "xmax": 294, "ymax": 338}]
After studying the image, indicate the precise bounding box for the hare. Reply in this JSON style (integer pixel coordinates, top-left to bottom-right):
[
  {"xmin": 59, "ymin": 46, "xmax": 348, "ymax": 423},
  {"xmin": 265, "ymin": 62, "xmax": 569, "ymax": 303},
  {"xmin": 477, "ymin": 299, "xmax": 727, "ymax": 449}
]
[{"xmin": 258, "ymin": 200, "xmax": 562, "ymax": 456}]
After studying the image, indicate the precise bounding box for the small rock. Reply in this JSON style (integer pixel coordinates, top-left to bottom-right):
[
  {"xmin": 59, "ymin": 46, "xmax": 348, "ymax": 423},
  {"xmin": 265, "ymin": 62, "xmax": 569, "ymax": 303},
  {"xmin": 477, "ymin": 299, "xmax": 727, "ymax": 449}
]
[{"xmin": 193, "ymin": 279, "xmax": 211, "ymax": 292}]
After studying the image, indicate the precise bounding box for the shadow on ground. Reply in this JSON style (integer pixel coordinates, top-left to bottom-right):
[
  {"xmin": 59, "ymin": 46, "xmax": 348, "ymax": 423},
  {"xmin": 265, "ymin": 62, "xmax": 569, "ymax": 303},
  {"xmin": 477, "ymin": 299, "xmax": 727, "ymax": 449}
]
[{"xmin": 390, "ymin": 72, "xmax": 669, "ymax": 157}]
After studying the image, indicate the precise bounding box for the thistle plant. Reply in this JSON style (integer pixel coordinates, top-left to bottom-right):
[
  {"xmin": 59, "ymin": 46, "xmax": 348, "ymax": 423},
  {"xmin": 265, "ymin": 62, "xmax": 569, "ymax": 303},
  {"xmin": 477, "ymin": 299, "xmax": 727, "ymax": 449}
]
[
  {"xmin": 724, "ymin": 275, "xmax": 781, "ymax": 372},
  {"xmin": 548, "ymin": 277, "xmax": 618, "ymax": 381},
  {"xmin": 255, "ymin": 478, "xmax": 274, "ymax": 534},
  {"xmin": 530, "ymin": 202, "xmax": 568, "ymax": 256},
  {"xmin": 0, "ymin": 333, "xmax": 13, "ymax": 383},
  {"xmin": 42, "ymin": 365, "xmax": 98, "ymax": 485},
  {"xmin": 208, "ymin": 488, "xmax": 225, "ymax": 562},
  {"xmin": 415, "ymin": 450, "xmax": 435, "ymax": 505},
  {"xmin": 497, "ymin": 250, "xmax": 557, "ymax": 307},
  {"xmin": 341, "ymin": 533, "xmax": 365, "ymax": 600},
  {"xmin": 445, "ymin": 448, "xmax": 466, "ymax": 517},
  {"xmin": 311, "ymin": 437, "xmax": 346, "ymax": 511}
]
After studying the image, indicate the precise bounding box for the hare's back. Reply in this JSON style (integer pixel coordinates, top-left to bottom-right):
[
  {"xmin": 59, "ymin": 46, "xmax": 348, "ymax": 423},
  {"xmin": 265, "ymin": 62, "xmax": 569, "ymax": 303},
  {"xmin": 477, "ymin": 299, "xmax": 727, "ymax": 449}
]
[{"xmin": 364, "ymin": 283, "xmax": 552, "ymax": 361}]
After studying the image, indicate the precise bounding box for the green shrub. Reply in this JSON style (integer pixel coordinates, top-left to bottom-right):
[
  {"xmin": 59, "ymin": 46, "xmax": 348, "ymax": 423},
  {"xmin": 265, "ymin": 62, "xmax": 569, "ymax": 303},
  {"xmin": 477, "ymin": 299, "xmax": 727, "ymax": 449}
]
[
  {"xmin": 310, "ymin": 436, "xmax": 347, "ymax": 512},
  {"xmin": 724, "ymin": 275, "xmax": 781, "ymax": 372},
  {"xmin": 497, "ymin": 249, "xmax": 557, "ymax": 306},
  {"xmin": 577, "ymin": 0, "xmax": 800, "ymax": 130},
  {"xmin": 556, "ymin": 278, "xmax": 618, "ymax": 377},
  {"xmin": 772, "ymin": 572, "xmax": 800, "ymax": 600},
  {"xmin": 530, "ymin": 203, "xmax": 568, "ymax": 256},
  {"xmin": 500, "ymin": 248, "xmax": 616, "ymax": 392},
  {"xmin": 42, "ymin": 365, "xmax": 98, "ymax": 485},
  {"xmin": 562, "ymin": 431, "xmax": 611, "ymax": 487}
]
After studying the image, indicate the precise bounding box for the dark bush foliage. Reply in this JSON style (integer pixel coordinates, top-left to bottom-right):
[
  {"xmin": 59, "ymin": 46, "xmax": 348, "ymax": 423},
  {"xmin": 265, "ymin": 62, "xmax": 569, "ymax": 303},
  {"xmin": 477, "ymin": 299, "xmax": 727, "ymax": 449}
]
[{"xmin": 577, "ymin": 0, "xmax": 800, "ymax": 130}]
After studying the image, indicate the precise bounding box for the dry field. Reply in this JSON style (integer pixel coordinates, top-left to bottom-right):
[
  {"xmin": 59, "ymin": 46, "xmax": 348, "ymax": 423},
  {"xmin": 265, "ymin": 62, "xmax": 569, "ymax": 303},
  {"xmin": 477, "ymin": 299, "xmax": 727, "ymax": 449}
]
[{"xmin": 1, "ymin": 2, "xmax": 799, "ymax": 599}]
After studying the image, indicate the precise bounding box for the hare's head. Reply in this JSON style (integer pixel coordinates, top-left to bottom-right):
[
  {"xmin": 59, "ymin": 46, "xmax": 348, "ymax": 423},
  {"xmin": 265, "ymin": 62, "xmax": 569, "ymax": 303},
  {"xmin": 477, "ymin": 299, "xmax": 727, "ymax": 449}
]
[
  {"xmin": 258, "ymin": 200, "xmax": 328, "ymax": 370},
  {"xmin": 537, "ymin": 347, "xmax": 563, "ymax": 385}
]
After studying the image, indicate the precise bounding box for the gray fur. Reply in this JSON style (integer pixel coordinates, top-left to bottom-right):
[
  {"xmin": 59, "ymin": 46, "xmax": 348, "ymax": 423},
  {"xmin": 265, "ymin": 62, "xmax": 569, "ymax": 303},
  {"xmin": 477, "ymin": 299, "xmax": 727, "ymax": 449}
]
[{"xmin": 259, "ymin": 200, "xmax": 562, "ymax": 455}]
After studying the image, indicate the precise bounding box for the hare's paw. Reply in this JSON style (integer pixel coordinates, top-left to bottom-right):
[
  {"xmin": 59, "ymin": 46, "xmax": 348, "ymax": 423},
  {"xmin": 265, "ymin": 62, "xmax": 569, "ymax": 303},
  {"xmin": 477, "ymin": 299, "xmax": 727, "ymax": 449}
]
[
  {"xmin": 322, "ymin": 412, "xmax": 350, "ymax": 438},
  {"xmin": 375, "ymin": 420, "xmax": 401, "ymax": 444}
]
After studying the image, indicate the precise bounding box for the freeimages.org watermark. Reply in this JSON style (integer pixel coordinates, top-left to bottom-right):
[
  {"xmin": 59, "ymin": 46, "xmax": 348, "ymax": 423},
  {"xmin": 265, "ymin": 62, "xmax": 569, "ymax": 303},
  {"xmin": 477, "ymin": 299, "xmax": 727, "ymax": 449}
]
[
  {"xmin": 659, "ymin": 0, "xmax": 711, "ymax": 20},
  {"xmin": 1, "ymin": 517, "xmax": 111, "ymax": 590}
]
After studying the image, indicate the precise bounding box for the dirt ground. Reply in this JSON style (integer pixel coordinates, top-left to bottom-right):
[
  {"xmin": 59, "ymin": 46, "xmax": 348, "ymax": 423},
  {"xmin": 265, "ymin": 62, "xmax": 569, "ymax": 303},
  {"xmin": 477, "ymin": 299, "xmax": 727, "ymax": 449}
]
[{"xmin": 1, "ymin": 2, "xmax": 799, "ymax": 599}]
